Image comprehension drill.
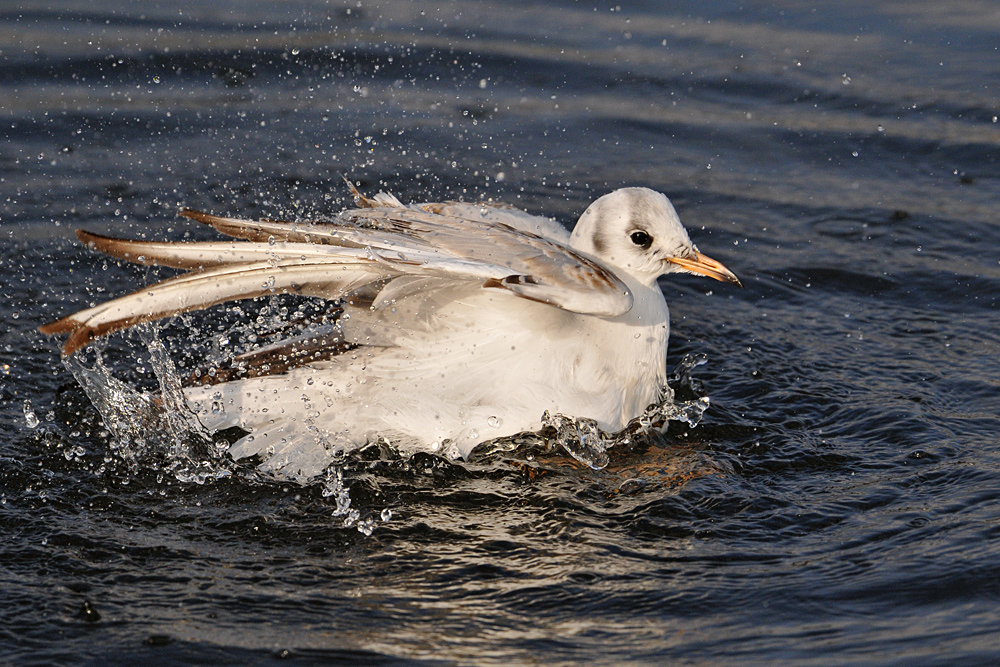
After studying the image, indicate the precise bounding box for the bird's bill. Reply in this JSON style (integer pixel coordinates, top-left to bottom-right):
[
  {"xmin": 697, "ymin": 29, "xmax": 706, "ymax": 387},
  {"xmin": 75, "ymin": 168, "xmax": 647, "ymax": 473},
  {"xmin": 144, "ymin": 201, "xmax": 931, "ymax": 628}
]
[{"xmin": 667, "ymin": 251, "xmax": 742, "ymax": 287}]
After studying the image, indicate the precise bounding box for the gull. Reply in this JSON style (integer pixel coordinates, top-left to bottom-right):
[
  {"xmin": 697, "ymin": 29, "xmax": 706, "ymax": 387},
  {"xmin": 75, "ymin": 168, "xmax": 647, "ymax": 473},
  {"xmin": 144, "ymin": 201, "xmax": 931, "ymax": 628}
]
[{"xmin": 41, "ymin": 186, "xmax": 740, "ymax": 479}]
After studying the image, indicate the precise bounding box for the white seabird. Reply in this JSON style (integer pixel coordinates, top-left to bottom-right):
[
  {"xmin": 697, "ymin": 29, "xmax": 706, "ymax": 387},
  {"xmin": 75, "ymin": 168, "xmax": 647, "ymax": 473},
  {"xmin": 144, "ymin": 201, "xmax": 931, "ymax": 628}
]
[{"xmin": 41, "ymin": 185, "xmax": 740, "ymax": 478}]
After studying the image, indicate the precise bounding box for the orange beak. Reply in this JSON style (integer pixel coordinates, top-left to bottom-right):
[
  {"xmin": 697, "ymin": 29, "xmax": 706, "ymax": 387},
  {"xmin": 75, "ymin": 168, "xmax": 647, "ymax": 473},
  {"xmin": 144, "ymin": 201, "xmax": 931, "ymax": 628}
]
[{"xmin": 666, "ymin": 251, "xmax": 742, "ymax": 287}]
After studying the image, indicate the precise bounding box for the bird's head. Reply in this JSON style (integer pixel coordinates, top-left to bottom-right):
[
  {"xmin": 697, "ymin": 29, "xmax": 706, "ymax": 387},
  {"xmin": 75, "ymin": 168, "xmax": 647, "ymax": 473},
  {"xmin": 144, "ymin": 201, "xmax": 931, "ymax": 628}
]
[{"xmin": 571, "ymin": 187, "xmax": 741, "ymax": 288}]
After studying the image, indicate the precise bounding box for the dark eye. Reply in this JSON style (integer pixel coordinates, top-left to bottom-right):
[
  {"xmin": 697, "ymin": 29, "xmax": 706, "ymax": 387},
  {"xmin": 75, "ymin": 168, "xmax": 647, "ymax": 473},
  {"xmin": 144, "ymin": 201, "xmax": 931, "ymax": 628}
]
[{"xmin": 630, "ymin": 231, "xmax": 653, "ymax": 249}]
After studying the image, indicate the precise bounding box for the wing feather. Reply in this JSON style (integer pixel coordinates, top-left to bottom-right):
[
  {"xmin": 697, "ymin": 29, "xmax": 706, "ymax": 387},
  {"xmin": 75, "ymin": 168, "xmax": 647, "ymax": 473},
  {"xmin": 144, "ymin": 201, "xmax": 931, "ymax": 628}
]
[
  {"xmin": 42, "ymin": 194, "xmax": 634, "ymax": 356},
  {"xmin": 40, "ymin": 259, "xmax": 389, "ymax": 356},
  {"xmin": 416, "ymin": 201, "xmax": 572, "ymax": 244},
  {"xmin": 76, "ymin": 230, "xmax": 355, "ymax": 270},
  {"xmin": 338, "ymin": 206, "xmax": 631, "ymax": 315},
  {"xmin": 182, "ymin": 205, "xmax": 631, "ymax": 316}
]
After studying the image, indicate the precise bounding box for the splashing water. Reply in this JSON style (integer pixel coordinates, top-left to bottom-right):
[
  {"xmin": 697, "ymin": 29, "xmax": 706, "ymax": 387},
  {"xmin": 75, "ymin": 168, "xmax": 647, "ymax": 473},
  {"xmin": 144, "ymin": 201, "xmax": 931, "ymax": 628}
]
[
  {"xmin": 22, "ymin": 399, "xmax": 39, "ymax": 429},
  {"xmin": 539, "ymin": 354, "xmax": 711, "ymax": 470},
  {"xmin": 541, "ymin": 412, "xmax": 609, "ymax": 469},
  {"xmin": 63, "ymin": 325, "xmax": 232, "ymax": 484},
  {"xmin": 490, "ymin": 354, "xmax": 711, "ymax": 470},
  {"xmin": 322, "ymin": 466, "xmax": 380, "ymax": 535},
  {"xmin": 64, "ymin": 312, "xmax": 712, "ymax": 529},
  {"xmin": 65, "ymin": 323, "xmax": 395, "ymax": 531}
]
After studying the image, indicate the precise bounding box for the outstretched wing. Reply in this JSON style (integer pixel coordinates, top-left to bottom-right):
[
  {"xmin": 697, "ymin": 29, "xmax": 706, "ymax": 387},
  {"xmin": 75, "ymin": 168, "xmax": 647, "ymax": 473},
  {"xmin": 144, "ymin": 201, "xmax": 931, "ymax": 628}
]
[
  {"xmin": 183, "ymin": 202, "xmax": 629, "ymax": 313},
  {"xmin": 41, "ymin": 195, "xmax": 632, "ymax": 356}
]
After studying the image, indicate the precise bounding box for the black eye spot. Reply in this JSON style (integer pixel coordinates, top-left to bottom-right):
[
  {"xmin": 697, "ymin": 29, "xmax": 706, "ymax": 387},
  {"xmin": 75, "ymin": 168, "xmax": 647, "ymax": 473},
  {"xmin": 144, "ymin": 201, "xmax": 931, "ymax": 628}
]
[{"xmin": 630, "ymin": 231, "xmax": 653, "ymax": 249}]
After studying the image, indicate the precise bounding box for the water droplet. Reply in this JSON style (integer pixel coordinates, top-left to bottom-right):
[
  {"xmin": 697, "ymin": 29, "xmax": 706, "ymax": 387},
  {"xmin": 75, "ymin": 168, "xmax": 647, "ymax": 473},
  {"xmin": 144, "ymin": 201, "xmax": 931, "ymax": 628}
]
[
  {"xmin": 381, "ymin": 508, "xmax": 393, "ymax": 522},
  {"xmin": 487, "ymin": 415, "xmax": 502, "ymax": 429},
  {"xmin": 23, "ymin": 400, "xmax": 39, "ymax": 428}
]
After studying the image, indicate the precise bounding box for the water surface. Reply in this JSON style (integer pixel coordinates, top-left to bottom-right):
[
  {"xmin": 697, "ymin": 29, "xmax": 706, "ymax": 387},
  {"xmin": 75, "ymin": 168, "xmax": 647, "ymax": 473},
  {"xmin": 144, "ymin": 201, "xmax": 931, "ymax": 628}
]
[{"xmin": 3, "ymin": 2, "xmax": 1000, "ymax": 665}]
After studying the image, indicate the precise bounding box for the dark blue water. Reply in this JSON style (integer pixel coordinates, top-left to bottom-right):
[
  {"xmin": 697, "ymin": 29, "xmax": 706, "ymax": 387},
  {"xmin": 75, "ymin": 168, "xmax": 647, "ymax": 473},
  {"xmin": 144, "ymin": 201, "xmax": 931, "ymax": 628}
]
[{"xmin": 3, "ymin": 2, "xmax": 1000, "ymax": 665}]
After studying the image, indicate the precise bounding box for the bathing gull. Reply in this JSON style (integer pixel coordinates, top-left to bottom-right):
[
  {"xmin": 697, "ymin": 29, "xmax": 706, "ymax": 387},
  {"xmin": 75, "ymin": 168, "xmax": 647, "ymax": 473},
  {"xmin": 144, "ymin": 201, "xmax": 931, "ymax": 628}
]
[{"xmin": 41, "ymin": 185, "xmax": 740, "ymax": 478}]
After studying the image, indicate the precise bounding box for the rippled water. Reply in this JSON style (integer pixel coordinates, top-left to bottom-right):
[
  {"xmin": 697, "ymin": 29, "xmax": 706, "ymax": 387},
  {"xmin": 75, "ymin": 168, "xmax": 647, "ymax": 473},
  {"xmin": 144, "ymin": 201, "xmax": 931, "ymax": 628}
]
[{"xmin": 4, "ymin": 2, "xmax": 1000, "ymax": 664}]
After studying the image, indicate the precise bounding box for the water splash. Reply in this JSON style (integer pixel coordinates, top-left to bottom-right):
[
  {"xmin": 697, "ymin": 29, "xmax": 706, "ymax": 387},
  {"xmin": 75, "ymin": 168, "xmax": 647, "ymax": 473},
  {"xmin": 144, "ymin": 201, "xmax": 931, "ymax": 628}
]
[
  {"xmin": 61, "ymin": 323, "xmax": 394, "ymax": 532},
  {"xmin": 63, "ymin": 325, "xmax": 231, "ymax": 484},
  {"xmin": 322, "ymin": 466, "xmax": 379, "ymax": 535},
  {"xmin": 61, "ymin": 314, "xmax": 711, "ymax": 528},
  {"xmin": 539, "ymin": 354, "xmax": 712, "ymax": 470},
  {"xmin": 22, "ymin": 399, "xmax": 39, "ymax": 429},
  {"xmin": 540, "ymin": 412, "xmax": 609, "ymax": 469},
  {"xmin": 666, "ymin": 352, "xmax": 709, "ymax": 395}
]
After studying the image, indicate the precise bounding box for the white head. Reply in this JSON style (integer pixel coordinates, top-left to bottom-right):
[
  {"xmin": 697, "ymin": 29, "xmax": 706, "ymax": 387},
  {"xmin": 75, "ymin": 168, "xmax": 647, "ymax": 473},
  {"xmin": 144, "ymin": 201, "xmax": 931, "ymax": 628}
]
[{"xmin": 571, "ymin": 187, "xmax": 741, "ymax": 288}]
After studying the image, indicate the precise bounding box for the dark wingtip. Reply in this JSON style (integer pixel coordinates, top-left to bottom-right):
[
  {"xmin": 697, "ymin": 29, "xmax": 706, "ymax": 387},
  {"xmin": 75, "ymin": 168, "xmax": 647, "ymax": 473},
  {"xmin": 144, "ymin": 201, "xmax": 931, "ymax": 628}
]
[
  {"xmin": 179, "ymin": 207, "xmax": 212, "ymax": 224},
  {"xmin": 38, "ymin": 318, "xmax": 72, "ymax": 336},
  {"xmin": 38, "ymin": 316, "xmax": 90, "ymax": 357},
  {"xmin": 75, "ymin": 229, "xmax": 113, "ymax": 249},
  {"xmin": 61, "ymin": 327, "xmax": 95, "ymax": 357}
]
